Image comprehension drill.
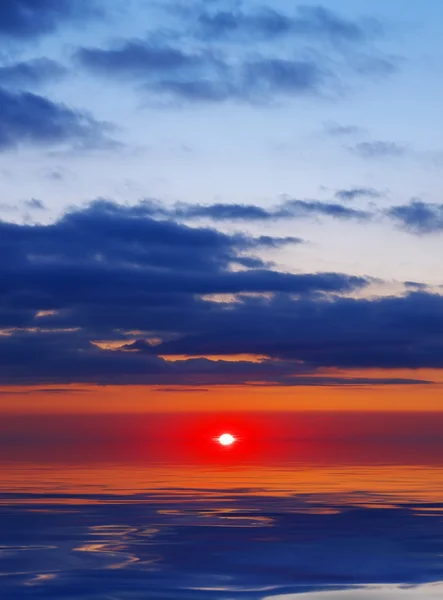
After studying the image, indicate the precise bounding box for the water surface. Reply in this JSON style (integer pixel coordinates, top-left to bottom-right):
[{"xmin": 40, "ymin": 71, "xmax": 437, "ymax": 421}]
[{"xmin": 2, "ymin": 412, "xmax": 443, "ymax": 599}]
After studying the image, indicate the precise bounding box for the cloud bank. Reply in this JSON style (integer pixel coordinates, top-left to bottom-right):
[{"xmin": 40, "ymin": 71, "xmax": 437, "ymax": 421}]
[{"xmin": 0, "ymin": 200, "xmax": 440, "ymax": 388}]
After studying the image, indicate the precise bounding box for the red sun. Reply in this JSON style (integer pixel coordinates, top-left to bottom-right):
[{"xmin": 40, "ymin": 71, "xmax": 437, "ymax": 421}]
[{"xmin": 217, "ymin": 433, "xmax": 236, "ymax": 446}]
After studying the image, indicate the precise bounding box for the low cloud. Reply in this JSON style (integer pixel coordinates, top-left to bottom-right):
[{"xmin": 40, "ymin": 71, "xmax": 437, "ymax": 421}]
[{"xmin": 0, "ymin": 199, "xmax": 439, "ymax": 389}]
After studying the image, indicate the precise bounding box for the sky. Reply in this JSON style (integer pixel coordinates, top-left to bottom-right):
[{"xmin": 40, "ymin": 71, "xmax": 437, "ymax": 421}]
[{"xmin": 0, "ymin": 0, "xmax": 443, "ymax": 412}]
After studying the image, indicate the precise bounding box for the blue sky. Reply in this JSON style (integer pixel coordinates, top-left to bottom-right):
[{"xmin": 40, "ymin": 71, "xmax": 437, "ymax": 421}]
[
  {"xmin": 1, "ymin": 0, "xmax": 442, "ymax": 285},
  {"xmin": 0, "ymin": 0, "xmax": 443, "ymax": 390}
]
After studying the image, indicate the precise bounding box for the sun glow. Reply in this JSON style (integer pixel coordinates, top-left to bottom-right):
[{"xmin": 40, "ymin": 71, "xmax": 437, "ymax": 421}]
[{"xmin": 217, "ymin": 433, "xmax": 236, "ymax": 446}]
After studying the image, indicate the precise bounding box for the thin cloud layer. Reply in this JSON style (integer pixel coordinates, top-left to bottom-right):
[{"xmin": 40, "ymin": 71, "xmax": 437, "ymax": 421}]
[
  {"xmin": 75, "ymin": 4, "xmax": 394, "ymax": 104},
  {"xmin": 335, "ymin": 188, "xmax": 382, "ymax": 201},
  {"xmin": 76, "ymin": 42, "xmax": 327, "ymax": 103},
  {"xmin": 0, "ymin": 59, "xmax": 66, "ymax": 90},
  {"xmin": 144, "ymin": 198, "xmax": 371, "ymax": 222},
  {"xmin": 192, "ymin": 5, "xmax": 380, "ymax": 44},
  {"xmin": 0, "ymin": 0, "xmax": 98, "ymax": 39},
  {"xmin": 351, "ymin": 141, "xmax": 407, "ymax": 159},
  {"xmin": 144, "ymin": 198, "xmax": 443, "ymax": 237}
]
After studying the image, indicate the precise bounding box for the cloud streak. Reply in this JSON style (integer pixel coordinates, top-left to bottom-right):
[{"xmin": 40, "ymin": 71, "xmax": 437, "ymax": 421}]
[
  {"xmin": 335, "ymin": 187, "xmax": 382, "ymax": 201},
  {"xmin": 0, "ymin": 58, "xmax": 66, "ymax": 90},
  {"xmin": 0, "ymin": 88, "xmax": 112, "ymax": 150},
  {"xmin": 75, "ymin": 5, "xmax": 393, "ymax": 104},
  {"xmin": 0, "ymin": 0, "xmax": 98, "ymax": 40},
  {"xmin": 144, "ymin": 198, "xmax": 371, "ymax": 222},
  {"xmin": 189, "ymin": 4, "xmax": 381, "ymax": 44},
  {"xmin": 351, "ymin": 140, "xmax": 407, "ymax": 159}
]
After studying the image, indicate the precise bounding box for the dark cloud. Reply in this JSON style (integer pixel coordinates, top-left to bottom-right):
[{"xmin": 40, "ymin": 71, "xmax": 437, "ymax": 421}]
[
  {"xmin": 76, "ymin": 41, "xmax": 211, "ymax": 79},
  {"xmin": 0, "ymin": 88, "xmax": 113, "ymax": 150},
  {"xmin": 0, "ymin": 199, "xmax": 360, "ymax": 305},
  {"xmin": 0, "ymin": 199, "xmax": 389, "ymax": 387},
  {"xmin": 246, "ymin": 235, "xmax": 302, "ymax": 249},
  {"xmin": 388, "ymin": 200, "xmax": 443, "ymax": 234},
  {"xmin": 282, "ymin": 199, "xmax": 370, "ymax": 220},
  {"xmin": 0, "ymin": 329, "xmax": 431, "ymax": 387},
  {"xmin": 171, "ymin": 202, "xmax": 275, "ymax": 221},
  {"xmin": 0, "ymin": 0, "xmax": 98, "ymax": 39},
  {"xmin": 0, "ymin": 198, "xmax": 362, "ymax": 323},
  {"xmin": 0, "ymin": 199, "xmax": 439, "ymax": 388},
  {"xmin": 0, "ymin": 58, "xmax": 66, "ymax": 89},
  {"xmin": 76, "ymin": 40, "xmax": 326, "ymax": 103},
  {"xmin": 335, "ymin": 187, "xmax": 382, "ymax": 201},
  {"xmin": 144, "ymin": 198, "xmax": 370, "ymax": 222},
  {"xmin": 351, "ymin": 141, "xmax": 407, "ymax": 159},
  {"xmin": 155, "ymin": 291, "xmax": 443, "ymax": 370},
  {"xmin": 194, "ymin": 5, "xmax": 380, "ymax": 44},
  {"xmin": 404, "ymin": 281, "xmax": 429, "ymax": 290}
]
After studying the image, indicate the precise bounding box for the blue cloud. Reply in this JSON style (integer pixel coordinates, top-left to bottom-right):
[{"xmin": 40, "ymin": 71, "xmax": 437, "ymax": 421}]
[
  {"xmin": 193, "ymin": 4, "xmax": 381, "ymax": 44},
  {"xmin": 156, "ymin": 291, "xmax": 443, "ymax": 370},
  {"xmin": 0, "ymin": 199, "xmax": 440, "ymax": 386},
  {"xmin": 388, "ymin": 200, "xmax": 443, "ymax": 234},
  {"xmin": 76, "ymin": 41, "xmax": 209, "ymax": 78},
  {"xmin": 75, "ymin": 5, "xmax": 393, "ymax": 104},
  {"xmin": 0, "ymin": 199, "xmax": 380, "ymax": 386},
  {"xmin": 76, "ymin": 40, "xmax": 326, "ymax": 103},
  {"xmin": 335, "ymin": 187, "xmax": 382, "ymax": 201},
  {"xmin": 282, "ymin": 199, "xmax": 370, "ymax": 220},
  {"xmin": 0, "ymin": 88, "xmax": 113, "ymax": 150},
  {"xmin": 0, "ymin": 0, "xmax": 98, "ymax": 39},
  {"xmin": 0, "ymin": 58, "xmax": 66, "ymax": 89},
  {"xmin": 351, "ymin": 141, "xmax": 407, "ymax": 159},
  {"xmin": 143, "ymin": 198, "xmax": 370, "ymax": 222}
]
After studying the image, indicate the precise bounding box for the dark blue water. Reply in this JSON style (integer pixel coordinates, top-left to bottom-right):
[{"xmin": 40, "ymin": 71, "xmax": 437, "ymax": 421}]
[
  {"xmin": 2, "ymin": 414, "xmax": 443, "ymax": 599},
  {"xmin": 2, "ymin": 466, "xmax": 443, "ymax": 598}
]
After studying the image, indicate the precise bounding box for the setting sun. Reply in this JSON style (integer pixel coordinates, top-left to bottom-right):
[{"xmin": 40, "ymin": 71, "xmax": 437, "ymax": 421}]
[{"xmin": 218, "ymin": 433, "xmax": 235, "ymax": 446}]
